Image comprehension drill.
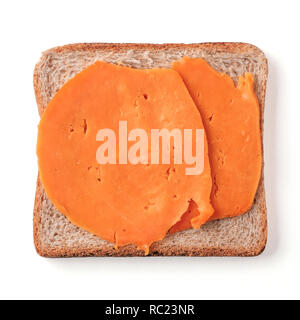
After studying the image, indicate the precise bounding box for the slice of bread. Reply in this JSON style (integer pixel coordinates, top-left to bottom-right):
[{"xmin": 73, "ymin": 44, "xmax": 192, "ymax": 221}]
[{"xmin": 33, "ymin": 43, "xmax": 268, "ymax": 257}]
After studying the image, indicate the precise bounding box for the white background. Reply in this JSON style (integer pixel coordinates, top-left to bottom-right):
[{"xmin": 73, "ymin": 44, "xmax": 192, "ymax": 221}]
[{"xmin": 0, "ymin": 0, "xmax": 298, "ymax": 300}]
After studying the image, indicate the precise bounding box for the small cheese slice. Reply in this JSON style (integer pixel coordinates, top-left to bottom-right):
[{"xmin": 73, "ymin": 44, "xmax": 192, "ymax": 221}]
[
  {"xmin": 37, "ymin": 61, "xmax": 214, "ymax": 253},
  {"xmin": 170, "ymin": 57, "xmax": 262, "ymax": 232}
]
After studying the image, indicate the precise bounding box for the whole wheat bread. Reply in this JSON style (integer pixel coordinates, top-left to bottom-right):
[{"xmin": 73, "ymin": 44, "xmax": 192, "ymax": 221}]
[{"xmin": 33, "ymin": 43, "xmax": 268, "ymax": 257}]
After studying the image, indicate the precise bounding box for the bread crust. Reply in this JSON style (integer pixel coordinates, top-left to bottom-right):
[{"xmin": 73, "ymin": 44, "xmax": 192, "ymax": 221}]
[{"xmin": 33, "ymin": 42, "xmax": 268, "ymax": 257}]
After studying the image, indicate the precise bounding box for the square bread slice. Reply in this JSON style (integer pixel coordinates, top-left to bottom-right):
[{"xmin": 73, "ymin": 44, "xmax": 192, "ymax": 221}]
[{"xmin": 33, "ymin": 43, "xmax": 268, "ymax": 257}]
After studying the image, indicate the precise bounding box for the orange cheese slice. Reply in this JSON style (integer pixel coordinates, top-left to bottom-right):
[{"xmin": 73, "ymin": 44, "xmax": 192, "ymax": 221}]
[
  {"xmin": 37, "ymin": 61, "xmax": 214, "ymax": 253},
  {"xmin": 170, "ymin": 57, "xmax": 262, "ymax": 232}
]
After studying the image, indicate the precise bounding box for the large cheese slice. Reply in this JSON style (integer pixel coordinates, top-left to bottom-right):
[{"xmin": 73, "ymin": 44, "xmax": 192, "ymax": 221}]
[
  {"xmin": 171, "ymin": 57, "xmax": 262, "ymax": 230},
  {"xmin": 37, "ymin": 61, "xmax": 214, "ymax": 253}
]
